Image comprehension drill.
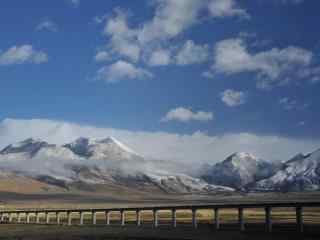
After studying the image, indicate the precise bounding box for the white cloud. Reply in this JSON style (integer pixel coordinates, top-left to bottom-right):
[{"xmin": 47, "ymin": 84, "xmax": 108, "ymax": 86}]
[
  {"xmin": 138, "ymin": 0, "xmax": 206, "ymax": 43},
  {"xmin": 94, "ymin": 51, "xmax": 110, "ymax": 62},
  {"xmin": 103, "ymin": 9, "xmax": 140, "ymax": 62},
  {"xmin": 138, "ymin": 0, "xmax": 249, "ymax": 43},
  {"xmin": 211, "ymin": 38, "xmax": 317, "ymax": 89},
  {"xmin": 176, "ymin": 40, "xmax": 209, "ymax": 65},
  {"xmin": 67, "ymin": 0, "xmax": 80, "ymax": 7},
  {"xmin": 97, "ymin": 60, "xmax": 153, "ymax": 83},
  {"xmin": 100, "ymin": 1, "xmax": 249, "ymax": 65},
  {"xmin": 148, "ymin": 49, "xmax": 171, "ymax": 66},
  {"xmin": 0, "ymin": 45, "xmax": 48, "ymax": 65},
  {"xmin": 0, "ymin": 118, "xmax": 319, "ymax": 164},
  {"xmin": 208, "ymin": 0, "xmax": 249, "ymax": 19},
  {"xmin": 221, "ymin": 89, "xmax": 246, "ymax": 107},
  {"xmin": 161, "ymin": 107, "xmax": 214, "ymax": 123},
  {"xmin": 36, "ymin": 20, "xmax": 58, "ymax": 32}
]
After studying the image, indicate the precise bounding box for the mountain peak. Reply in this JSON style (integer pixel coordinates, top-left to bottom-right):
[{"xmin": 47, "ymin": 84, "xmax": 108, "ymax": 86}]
[
  {"xmin": 254, "ymin": 148, "xmax": 320, "ymax": 192},
  {"xmin": 202, "ymin": 151, "xmax": 276, "ymax": 189},
  {"xmin": 72, "ymin": 137, "xmax": 95, "ymax": 145},
  {"xmin": 98, "ymin": 137, "xmax": 138, "ymax": 155},
  {"xmin": 226, "ymin": 152, "xmax": 259, "ymax": 167},
  {"xmin": 231, "ymin": 152, "xmax": 257, "ymax": 160},
  {"xmin": 64, "ymin": 136, "xmax": 140, "ymax": 159},
  {"xmin": 0, "ymin": 138, "xmax": 50, "ymax": 155}
]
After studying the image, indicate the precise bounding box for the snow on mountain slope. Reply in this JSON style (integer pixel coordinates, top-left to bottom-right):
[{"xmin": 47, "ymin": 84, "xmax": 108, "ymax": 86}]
[
  {"xmin": 64, "ymin": 137, "xmax": 142, "ymax": 160},
  {"xmin": 146, "ymin": 173, "xmax": 234, "ymax": 193},
  {"xmin": 35, "ymin": 145, "xmax": 80, "ymax": 161},
  {"xmin": 202, "ymin": 152, "xmax": 277, "ymax": 189},
  {"xmin": 254, "ymin": 149, "xmax": 320, "ymax": 191}
]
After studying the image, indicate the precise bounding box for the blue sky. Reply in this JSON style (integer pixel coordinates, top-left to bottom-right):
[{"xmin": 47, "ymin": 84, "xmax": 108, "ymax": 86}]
[{"xmin": 0, "ymin": 0, "xmax": 320, "ymax": 163}]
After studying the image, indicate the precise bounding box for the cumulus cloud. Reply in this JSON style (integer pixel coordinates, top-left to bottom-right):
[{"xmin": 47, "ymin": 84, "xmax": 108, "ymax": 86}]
[
  {"xmin": 161, "ymin": 107, "xmax": 214, "ymax": 123},
  {"xmin": 208, "ymin": 0, "xmax": 249, "ymax": 19},
  {"xmin": 0, "ymin": 118, "xmax": 319, "ymax": 164},
  {"xmin": 221, "ymin": 89, "xmax": 246, "ymax": 107},
  {"xmin": 138, "ymin": 0, "xmax": 248, "ymax": 43},
  {"xmin": 148, "ymin": 48, "xmax": 171, "ymax": 66},
  {"xmin": 36, "ymin": 20, "xmax": 58, "ymax": 32},
  {"xmin": 211, "ymin": 38, "xmax": 318, "ymax": 89},
  {"xmin": 100, "ymin": 1, "xmax": 248, "ymax": 65},
  {"xmin": 97, "ymin": 60, "xmax": 153, "ymax": 83},
  {"xmin": 138, "ymin": 0, "xmax": 206, "ymax": 43},
  {"xmin": 0, "ymin": 45, "xmax": 48, "ymax": 65},
  {"xmin": 103, "ymin": 9, "xmax": 141, "ymax": 62},
  {"xmin": 176, "ymin": 40, "xmax": 209, "ymax": 65},
  {"xmin": 94, "ymin": 51, "xmax": 110, "ymax": 62}
]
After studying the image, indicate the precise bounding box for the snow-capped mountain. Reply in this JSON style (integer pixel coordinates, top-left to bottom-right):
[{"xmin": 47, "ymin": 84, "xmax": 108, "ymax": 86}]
[
  {"xmin": 254, "ymin": 149, "xmax": 320, "ymax": 192},
  {"xmin": 202, "ymin": 152, "xmax": 277, "ymax": 190},
  {"xmin": 1, "ymin": 137, "xmax": 319, "ymax": 194},
  {"xmin": 0, "ymin": 138, "xmax": 52, "ymax": 156},
  {"xmin": 0, "ymin": 137, "xmax": 234, "ymax": 194},
  {"xmin": 0, "ymin": 138, "xmax": 80, "ymax": 178},
  {"xmin": 64, "ymin": 137, "xmax": 142, "ymax": 160}
]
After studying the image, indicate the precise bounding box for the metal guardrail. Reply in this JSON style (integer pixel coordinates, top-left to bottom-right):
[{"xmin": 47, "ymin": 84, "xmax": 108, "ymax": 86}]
[{"xmin": 1, "ymin": 201, "xmax": 320, "ymax": 233}]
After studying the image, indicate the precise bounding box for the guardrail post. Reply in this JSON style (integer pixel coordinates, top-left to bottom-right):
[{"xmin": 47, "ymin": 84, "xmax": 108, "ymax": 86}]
[
  {"xmin": 92, "ymin": 211, "xmax": 97, "ymax": 225},
  {"xmin": 153, "ymin": 209, "xmax": 158, "ymax": 228},
  {"xmin": 120, "ymin": 210, "xmax": 125, "ymax": 226},
  {"xmin": 36, "ymin": 212, "xmax": 40, "ymax": 224},
  {"xmin": 46, "ymin": 212, "xmax": 50, "ymax": 224},
  {"xmin": 17, "ymin": 213, "xmax": 22, "ymax": 223},
  {"xmin": 106, "ymin": 211, "xmax": 110, "ymax": 225},
  {"xmin": 57, "ymin": 212, "xmax": 61, "ymax": 225},
  {"xmin": 80, "ymin": 211, "xmax": 84, "ymax": 225},
  {"xmin": 172, "ymin": 209, "xmax": 177, "ymax": 228},
  {"xmin": 67, "ymin": 212, "xmax": 72, "ymax": 226},
  {"xmin": 26, "ymin": 213, "xmax": 30, "ymax": 224},
  {"xmin": 192, "ymin": 209, "xmax": 197, "ymax": 229},
  {"xmin": 238, "ymin": 208, "xmax": 245, "ymax": 231},
  {"xmin": 265, "ymin": 207, "xmax": 272, "ymax": 233},
  {"xmin": 214, "ymin": 208, "xmax": 220, "ymax": 230},
  {"xmin": 136, "ymin": 210, "xmax": 141, "ymax": 227},
  {"xmin": 296, "ymin": 206, "xmax": 303, "ymax": 233},
  {"xmin": 9, "ymin": 213, "xmax": 13, "ymax": 223}
]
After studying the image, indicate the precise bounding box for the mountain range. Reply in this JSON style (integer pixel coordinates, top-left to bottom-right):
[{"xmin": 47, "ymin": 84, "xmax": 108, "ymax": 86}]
[{"xmin": 0, "ymin": 137, "xmax": 319, "ymax": 194}]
